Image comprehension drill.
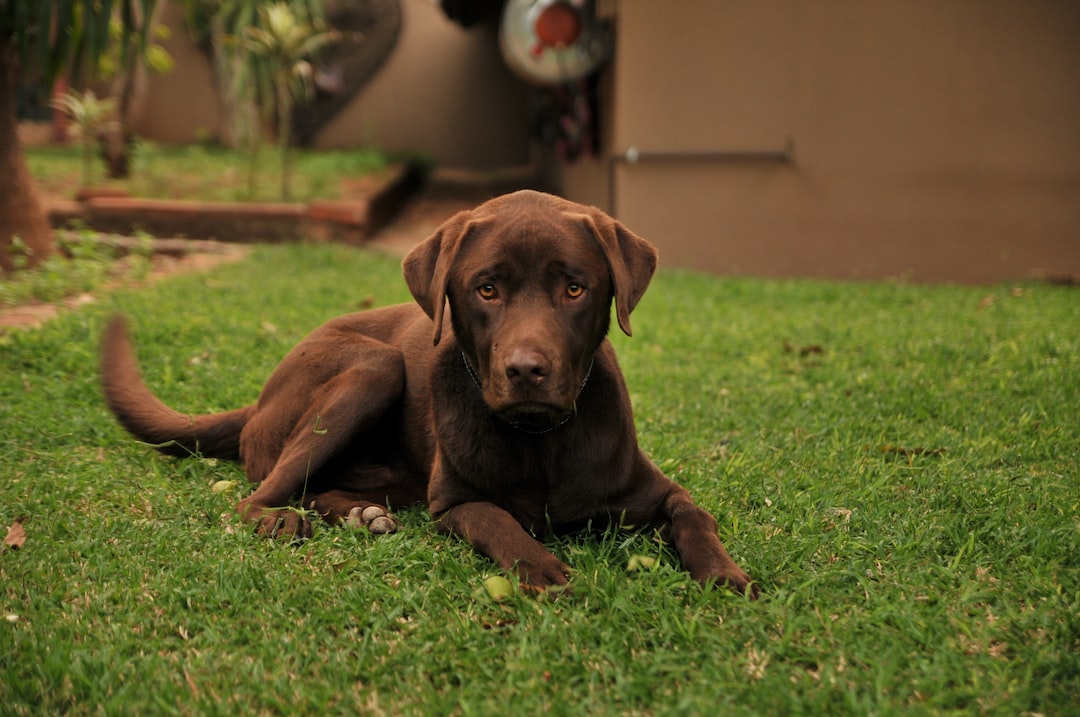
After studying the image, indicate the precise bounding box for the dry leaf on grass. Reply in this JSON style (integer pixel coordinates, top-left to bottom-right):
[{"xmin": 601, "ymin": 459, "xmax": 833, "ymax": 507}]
[
  {"xmin": 783, "ymin": 340, "xmax": 825, "ymax": 356},
  {"xmin": 4, "ymin": 518, "xmax": 27, "ymax": 550}
]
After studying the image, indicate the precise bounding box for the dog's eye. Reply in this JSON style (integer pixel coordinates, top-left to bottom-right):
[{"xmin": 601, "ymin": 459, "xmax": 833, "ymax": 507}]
[
  {"xmin": 566, "ymin": 284, "xmax": 585, "ymax": 299},
  {"xmin": 477, "ymin": 284, "xmax": 498, "ymax": 301}
]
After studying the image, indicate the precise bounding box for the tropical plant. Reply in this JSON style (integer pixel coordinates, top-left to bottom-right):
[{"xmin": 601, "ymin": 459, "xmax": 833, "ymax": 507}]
[
  {"xmin": 96, "ymin": 1, "xmax": 172, "ymax": 178},
  {"xmin": 50, "ymin": 89, "xmax": 117, "ymax": 186},
  {"xmin": 242, "ymin": 1, "xmax": 339, "ymax": 201},
  {"xmin": 0, "ymin": 0, "xmax": 144, "ymax": 273},
  {"xmin": 180, "ymin": 0, "xmax": 328, "ymax": 198}
]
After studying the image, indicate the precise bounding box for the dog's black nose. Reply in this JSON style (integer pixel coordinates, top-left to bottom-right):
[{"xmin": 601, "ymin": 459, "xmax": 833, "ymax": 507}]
[{"xmin": 505, "ymin": 348, "xmax": 548, "ymax": 387}]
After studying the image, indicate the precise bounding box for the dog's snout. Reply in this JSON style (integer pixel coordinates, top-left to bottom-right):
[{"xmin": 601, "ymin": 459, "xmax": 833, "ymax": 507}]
[{"xmin": 505, "ymin": 348, "xmax": 549, "ymax": 387}]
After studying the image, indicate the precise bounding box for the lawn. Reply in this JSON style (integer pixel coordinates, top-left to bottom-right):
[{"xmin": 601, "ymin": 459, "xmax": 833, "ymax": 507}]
[
  {"xmin": 26, "ymin": 143, "xmax": 391, "ymax": 203},
  {"xmin": 1, "ymin": 243, "xmax": 1077, "ymax": 715}
]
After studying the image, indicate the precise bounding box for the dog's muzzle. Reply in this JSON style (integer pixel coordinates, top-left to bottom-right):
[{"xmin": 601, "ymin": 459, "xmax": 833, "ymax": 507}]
[
  {"xmin": 496, "ymin": 401, "xmax": 577, "ymax": 434},
  {"xmin": 463, "ymin": 353, "xmax": 591, "ymax": 434}
]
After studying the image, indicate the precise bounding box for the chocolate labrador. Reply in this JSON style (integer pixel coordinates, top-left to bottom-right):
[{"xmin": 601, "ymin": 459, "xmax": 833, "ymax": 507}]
[{"xmin": 102, "ymin": 190, "xmax": 756, "ymax": 596}]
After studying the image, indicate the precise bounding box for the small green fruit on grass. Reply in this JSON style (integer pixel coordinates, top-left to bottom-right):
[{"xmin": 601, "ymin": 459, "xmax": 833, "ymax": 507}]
[
  {"xmin": 483, "ymin": 575, "xmax": 515, "ymax": 601},
  {"xmin": 211, "ymin": 480, "xmax": 238, "ymax": 495}
]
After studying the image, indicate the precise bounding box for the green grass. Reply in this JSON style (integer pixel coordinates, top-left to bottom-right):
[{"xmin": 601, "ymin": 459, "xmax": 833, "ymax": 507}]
[
  {"xmin": 0, "ymin": 226, "xmax": 153, "ymax": 307},
  {"xmin": 1, "ymin": 244, "xmax": 1077, "ymax": 715},
  {"xmin": 26, "ymin": 143, "xmax": 390, "ymax": 203}
]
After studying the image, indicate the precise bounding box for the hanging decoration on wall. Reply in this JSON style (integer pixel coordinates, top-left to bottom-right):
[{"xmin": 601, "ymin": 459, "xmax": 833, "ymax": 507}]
[
  {"xmin": 499, "ymin": 0, "xmax": 612, "ymax": 86},
  {"xmin": 532, "ymin": 75, "xmax": 599, "ymax": 162}
]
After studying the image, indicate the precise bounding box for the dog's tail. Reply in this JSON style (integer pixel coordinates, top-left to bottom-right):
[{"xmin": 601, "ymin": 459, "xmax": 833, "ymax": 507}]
[{"xmin": 101, "ymin": 315, "xmax": 251, "ymax": 460}]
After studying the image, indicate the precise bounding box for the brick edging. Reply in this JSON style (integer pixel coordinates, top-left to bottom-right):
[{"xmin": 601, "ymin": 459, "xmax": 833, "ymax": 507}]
[{"xmin": 45, "ymin": 162, "xmax": 425, "ymax": 245}]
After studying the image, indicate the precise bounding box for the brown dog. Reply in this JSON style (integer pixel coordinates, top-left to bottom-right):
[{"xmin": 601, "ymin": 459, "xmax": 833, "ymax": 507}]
[{"xmin": 102, "ymin": 190, "xmax": 756, "ymax": 596}]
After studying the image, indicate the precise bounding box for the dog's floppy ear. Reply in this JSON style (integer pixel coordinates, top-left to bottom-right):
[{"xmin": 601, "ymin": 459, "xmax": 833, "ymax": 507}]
[
  {"xmin": 573, "ymin": 209, "xmax": 658, "ymax": 337},
  {"xmin": 402, "ymin": 210, "xmax": 490, "ymax": 345}
]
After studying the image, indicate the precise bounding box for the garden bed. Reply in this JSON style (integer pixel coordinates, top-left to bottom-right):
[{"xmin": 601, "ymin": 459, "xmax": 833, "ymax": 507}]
[{"xmin": 46, "ymin": 161, "xmax": 425, "ymax": 245}]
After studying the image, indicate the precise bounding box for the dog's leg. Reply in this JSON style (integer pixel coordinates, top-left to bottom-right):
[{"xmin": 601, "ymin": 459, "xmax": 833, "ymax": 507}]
[
  {"xmin": 660, "ymin": 484, "xmax": 759, "ymax": 598},
  {"xmin": 236, "ymin": 356, "xmax": 404, "ymax": 539},
  {"xmin": 436, "ymin": 502, "xmax": 571, "ymax": 590}
]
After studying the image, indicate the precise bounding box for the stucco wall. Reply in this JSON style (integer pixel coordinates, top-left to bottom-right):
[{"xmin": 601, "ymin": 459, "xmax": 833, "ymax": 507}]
[
  {"xmin": 135, "ymin": 1, "xmax": 223, "ymax": 143},
  {"xmin": 315, "ymin": 0, "xmax": 533, "ymax": 168},
  {"xmin": 559, "ymin": 0, "xmax": 1080, "ymax": 282},
  {"xmin": 137, "ymin": 0, "xmax": 532, "ymax": 170}
]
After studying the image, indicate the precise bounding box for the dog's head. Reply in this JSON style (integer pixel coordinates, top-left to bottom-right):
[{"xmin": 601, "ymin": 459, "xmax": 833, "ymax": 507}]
[{"xmin": 403, "ymin": 190, "xmax": 657, "ymax": 432}]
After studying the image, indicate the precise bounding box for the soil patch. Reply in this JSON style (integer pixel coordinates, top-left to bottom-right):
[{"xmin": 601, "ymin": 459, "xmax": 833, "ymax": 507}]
[{"xmin": 0, "ymin": 241, "xmax": 248, "ymax": 333}]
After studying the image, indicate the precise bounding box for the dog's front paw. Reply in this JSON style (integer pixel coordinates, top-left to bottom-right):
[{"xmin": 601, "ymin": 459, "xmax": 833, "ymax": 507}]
[
  {"xmin": 344, "ymin": 505, "xmax": 398, "ymax": 535},
  {"xmin": 256, "ymin": 510, "xmax": 313, "ymax": 541},
  {"xmin": 698, "ymin": 566, "xmax": 760, "ymax": 599},
  {"xmin": 513, "ymin": 554, "xmax": 572, "ymax": 592},
  {"xmin": 238, "ymin": 500, "xmax": 313, "ymax": 541}
]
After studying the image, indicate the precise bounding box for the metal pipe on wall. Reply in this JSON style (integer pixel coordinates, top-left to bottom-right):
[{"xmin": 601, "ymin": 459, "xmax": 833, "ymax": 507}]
[{"xmin": 606, "ymin": 138, "xmax": 795, "ymax": 215}]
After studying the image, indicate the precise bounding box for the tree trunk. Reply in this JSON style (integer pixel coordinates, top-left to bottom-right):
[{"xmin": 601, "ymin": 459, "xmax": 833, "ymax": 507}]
[
  {"xmin": 277, "ymin": 74, "xmax": 292, "ymax": 202},
  {"xmin": 0, "ymin": 39, "xmax": 54, "ymax": 273},
  {"xmin": 210, "ymin": 29, "xmax": 260, "ymax": 151},
  {"xmin": 102, "ymin": 56, "xmax": 141, "ymax": 179},
  {"xmin": 102, "ymin": 0, "xmax": 159, "ymax": 179}
]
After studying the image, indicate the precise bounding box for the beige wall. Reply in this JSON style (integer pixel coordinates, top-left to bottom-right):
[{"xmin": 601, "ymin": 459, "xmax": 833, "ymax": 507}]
[
  {"xmin": 558, "ymin": 0, "xmax": 1080, "ymax": 282},
  {"xmin": 137, "ymin": 0, "xmax": 532, "ymax": 169},
  {"xmin": 136, "ymin": 1, "xmax": 223, "ymax": 142},
  {"xmin": 316, "ymin": 0, "xmax": 533, "ymax": 169}
]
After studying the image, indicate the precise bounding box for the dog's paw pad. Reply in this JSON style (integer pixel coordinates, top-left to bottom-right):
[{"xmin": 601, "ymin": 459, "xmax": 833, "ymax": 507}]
[
  {"xmin": 361, "ymin": 505, "xmax": 387, "ymax": 523},
  {"xmin": 368, "ymin": 516, "xmax": 397, "ymax": 534},
  {"xmin": 345, "ymin": 505, "xmax": 398, "ymax": 534},
  {"xmin": 345, "ymin": 505, "xmax": 379, "ymax": 526}
]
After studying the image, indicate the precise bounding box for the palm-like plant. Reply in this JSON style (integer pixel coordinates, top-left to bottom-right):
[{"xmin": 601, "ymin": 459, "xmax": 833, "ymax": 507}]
[
  {"xmin": 51, "ymin": 89, "xmax": 118, "ymax": 187},
  {"xmin": 97, "ymin": 2, "xmax": 171, "ymax": 179},
  {"xmin": 0, "ymin": 1, "xmax": 143, "ymax": 272},
  {"xmin": 243, "ymin": 2, "xmax": 338, "ymax": 201}
]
